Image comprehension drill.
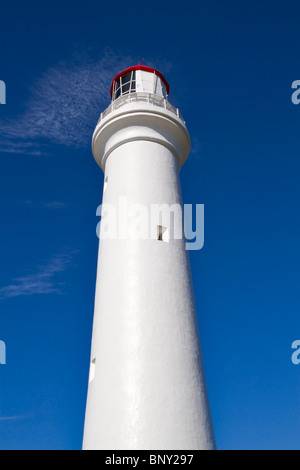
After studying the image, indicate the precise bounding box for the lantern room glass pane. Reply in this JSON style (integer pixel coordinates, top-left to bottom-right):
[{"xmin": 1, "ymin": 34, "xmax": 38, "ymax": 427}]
[
  {"xmin": 122, "ymin": 72, "xmax": 131, "ymax": 85},
  {"xmin": 115, "ymin": 82, "xmax": 121, "ymax": 99},
  {"xmin": 122, "ymin": 80, "xmax": 131, "ymax": 95},
  {"xmin": 113, "ymin": 71, "xmax": 136, "ymax": 100}
]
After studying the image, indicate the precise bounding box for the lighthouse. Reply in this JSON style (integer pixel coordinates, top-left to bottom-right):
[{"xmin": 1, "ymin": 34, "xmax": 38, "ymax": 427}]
[{"xmin": 83, "ymin": 65, "xmax": 215, "ymax": 450}]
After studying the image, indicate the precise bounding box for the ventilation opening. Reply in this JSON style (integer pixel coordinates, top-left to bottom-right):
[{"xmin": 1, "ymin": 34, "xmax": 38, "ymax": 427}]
[
  {"xmin": 157, "ymin": 225, "xmax": 169, "ymax": 243},
  {"xmin": 89, "ymin": 358, "xmax": 96, "ymax": 383},
  {"xmin": 103, "ymin": 176, "xmax": 108, "ymax": 192}
]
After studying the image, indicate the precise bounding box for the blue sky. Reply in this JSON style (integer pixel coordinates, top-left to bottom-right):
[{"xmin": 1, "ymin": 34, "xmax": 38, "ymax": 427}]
[{"xmin": 0, "ymin": 0, "xmax": 300, "ymax": 450}]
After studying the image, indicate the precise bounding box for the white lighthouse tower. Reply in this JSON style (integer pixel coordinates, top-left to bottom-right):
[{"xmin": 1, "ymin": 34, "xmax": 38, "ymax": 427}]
[{"xmin": 83, "ymin": 65, "xmax": 215, "ymax": 450}]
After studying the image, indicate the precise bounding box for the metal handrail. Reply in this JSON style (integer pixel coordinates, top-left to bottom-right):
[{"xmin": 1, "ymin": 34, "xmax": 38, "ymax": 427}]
[{"xmin": 98, "ymin": 92, "xmax": 185, "ymax": 124}]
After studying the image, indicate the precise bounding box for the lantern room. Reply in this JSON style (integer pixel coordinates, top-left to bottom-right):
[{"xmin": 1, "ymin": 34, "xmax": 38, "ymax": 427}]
[{"xmin": 110, "ymin": 65, "xmax": 170, "ymax": 101}]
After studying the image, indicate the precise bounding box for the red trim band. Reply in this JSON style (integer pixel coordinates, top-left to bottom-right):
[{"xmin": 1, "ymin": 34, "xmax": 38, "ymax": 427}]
[{"xmin": 110, "ymin": 65, "xmax": 170, "ymax": 98}]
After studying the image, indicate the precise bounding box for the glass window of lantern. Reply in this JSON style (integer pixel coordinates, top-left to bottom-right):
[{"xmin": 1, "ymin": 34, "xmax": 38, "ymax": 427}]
[
  {"xmin": 121, "ymin": 73, "xmax": 131, "ymax": 95},
  {"xmin": 113, "ymin": 71, "xmax": 136, "ymax": 100},
  {"xmin": 130, "ymin": 71, "xmax": 136, "ymax": 93},
  {"xmin": 114, "ymin": 80, "xmax": 121, "ymax": 99}
]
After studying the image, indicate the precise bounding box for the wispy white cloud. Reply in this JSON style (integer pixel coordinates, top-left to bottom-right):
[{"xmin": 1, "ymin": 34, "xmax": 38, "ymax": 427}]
[
  {"xmin": 0, "ymin": 251, "xmax": 78, "ymax": 299},
  {"xmin": 0, "ymin": 49, "xmax": 174, "ymax": 156},
  {"xmin": 22, "ymin": 200, "xmax": 67, "ymax": 209},
  {"xmin": 0, "ymin": 415, "xmax": 28, "ymax": 422},
  {"xmin": 189, "ymin": 135, "xmax": 203, "ymax": 159},
  {"xmin": 0, "ymin": 49, "xmax": 132, "ymax": 155}
]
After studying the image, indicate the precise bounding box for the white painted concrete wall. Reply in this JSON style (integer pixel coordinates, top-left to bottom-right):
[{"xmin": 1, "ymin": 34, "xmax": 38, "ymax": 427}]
[
  {"xmin": 83, "ymin": 89, "xmax": 215, "ymax": 450},
  {"xmin": 135, "ymin": 70, "xmax": 167, "ymax": 97}
]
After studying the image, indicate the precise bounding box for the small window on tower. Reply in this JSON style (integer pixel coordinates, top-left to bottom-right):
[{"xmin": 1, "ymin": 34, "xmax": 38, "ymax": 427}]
[
  {"xmin": 89, "ymin": 358, "xmax": 96, "ymax": 383},
  {"xmin": 104, "ymin": 176, "xmax": 108, "ymax": 192},
  {"xmin": 157, "ymin": 225, "xmax": 170, "ymax": 243}
]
